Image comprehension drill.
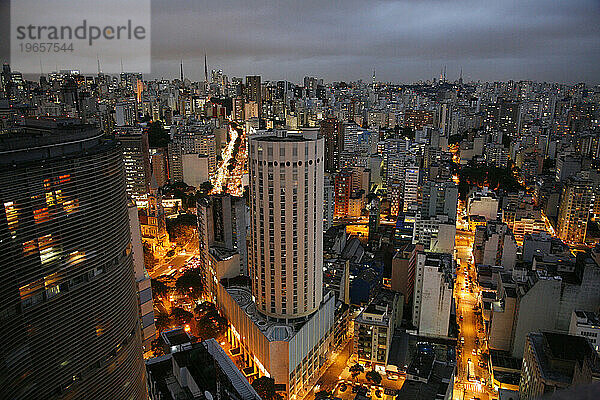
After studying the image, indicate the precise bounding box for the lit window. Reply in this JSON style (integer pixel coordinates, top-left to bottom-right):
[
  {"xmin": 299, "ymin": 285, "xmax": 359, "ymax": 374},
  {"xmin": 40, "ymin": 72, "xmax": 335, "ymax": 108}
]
[
  {"xmin": 63, "ymin": 199, "xmax": 79, "ymax": 213},
  {"xmin": 4, "ymin": 202, "xmax": 18, "ymax": 233},
  {"xmin": 22, "ymin": 240, "xmax": 37, "ymax": 256},
  {"xmin": 33, "ymin": 207, "xmax": 50, "ymax": 224}
]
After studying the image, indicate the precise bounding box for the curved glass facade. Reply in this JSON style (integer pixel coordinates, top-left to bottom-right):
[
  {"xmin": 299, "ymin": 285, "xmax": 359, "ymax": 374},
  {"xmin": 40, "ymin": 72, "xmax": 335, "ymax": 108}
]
[{"xmin": 0, "ymin": 124, "xmax": 146, "ymax": 399}]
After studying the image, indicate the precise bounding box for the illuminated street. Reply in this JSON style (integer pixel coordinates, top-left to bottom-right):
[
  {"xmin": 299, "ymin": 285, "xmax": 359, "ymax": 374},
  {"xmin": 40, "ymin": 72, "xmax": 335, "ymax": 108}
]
[
  {"xmin": 454, "ymin": 211, "xmax": 495, "ymax": 400},
  {"xmin": 210, "ymin": 121, "xmax": 247, "ymax": 197}
]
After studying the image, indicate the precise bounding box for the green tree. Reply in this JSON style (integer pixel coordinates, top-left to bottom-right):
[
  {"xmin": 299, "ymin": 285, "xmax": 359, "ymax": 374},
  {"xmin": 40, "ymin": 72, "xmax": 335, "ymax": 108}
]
[
  {"xmin": 350, "ymin": 363, "xmax": 364, "ymax": 380},
  {"xmin": 143, "ymin": 242, "xmax": 157, "ymax": 270},
  {"xmin": 175, "ymin": 269, "xmax": 204, "ymax": 299},
  {"xmin": 147, "ymin": 120, "xmax": 170, "ymax": 148},
  {"xmin": 366, "ymin": 370, "xmax": 382, "ymax": 385},
  {"xmin": 251, "ymin": 377, "xmax": 282, "ymax": 400},
  {"xmin": 151, "ymin": 339, "xmax": 164, "ymax": 356},
  {"xmin": 151, "ymin": 278, "xmax": 169, "ymax": 298},
  {"xmin": 170, "ymin": 307, "xmax": 194, "ymax": 326},
  {"xmin": 154, "ymin": 311, "xmax": 171, "ymax": 331},
  {"xmin": 315, "ymin": 390, "xmax": 333, "ymax": 399}
]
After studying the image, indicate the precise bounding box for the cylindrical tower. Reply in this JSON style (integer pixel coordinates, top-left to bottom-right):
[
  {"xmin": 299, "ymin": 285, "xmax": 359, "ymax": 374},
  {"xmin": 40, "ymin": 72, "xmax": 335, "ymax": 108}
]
[
  {"xmin": 0, "ymin": 119, "xmax": 147, "ymax": 399},
  {"xmin": 248, "ymin": 130, "xmax": 324, "ymax": 320}
]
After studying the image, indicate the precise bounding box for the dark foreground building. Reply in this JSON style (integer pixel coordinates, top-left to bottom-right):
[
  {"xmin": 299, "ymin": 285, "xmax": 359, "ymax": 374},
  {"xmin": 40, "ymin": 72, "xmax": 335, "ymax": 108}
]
[{"xmin": 0, "ymin": 118, "xmax": 147, "ymax": 399}]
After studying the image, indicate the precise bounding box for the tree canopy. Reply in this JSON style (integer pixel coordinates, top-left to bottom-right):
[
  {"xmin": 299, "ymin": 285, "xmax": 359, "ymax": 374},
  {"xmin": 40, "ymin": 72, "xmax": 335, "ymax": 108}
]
[
  {"xmin": 251, "ymin": 377, "xmax": 282, "ymax": 400},
  {"xmin": 458, "ymin": 164, "xmax": 523, "ymax": 199},
  {"xmin": 366, "ymin": 370, "xmax": 382, "ymax": 385},
  {"xmin": 147, "ymin": 120, "xmax": 170, "ymax": 148},
  {"xmin": 151, "ymin": 278, "xmax": 169, "ymax": 298},
  {"xmin": 175, "ymin": 269, "xmax": 204, "ymax": 299},
  {"xmin": 170, "ymin": 307, "xmax": 194, "ymax": 326}
]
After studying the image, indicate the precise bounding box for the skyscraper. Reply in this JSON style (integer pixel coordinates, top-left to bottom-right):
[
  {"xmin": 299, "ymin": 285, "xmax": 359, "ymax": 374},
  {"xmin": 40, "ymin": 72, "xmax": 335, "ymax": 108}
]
[
  {"xmin": 557, "ymin": 176, "xmax": 593, "ymax": 244},
  {"xmin": 248, "ymin": 129, "xmax": 324, "ymax": 319},
  {"xmin": 197, "ymin": 194, "xmax": 248, "ymax": 299},
  {"xmin": 319, "ymin": 117, "xmax": 343, "ymax": 172},
  {"xmin": 117, "ymin": 127, "xmax": 151, "ymax": 200},
  {"xmin": 246, "ymin": 75, "xmax": 262, "ymax": 119},
  {"xmin": 0, "ymin": 118, "xmax": 147, "ymax": 399}
]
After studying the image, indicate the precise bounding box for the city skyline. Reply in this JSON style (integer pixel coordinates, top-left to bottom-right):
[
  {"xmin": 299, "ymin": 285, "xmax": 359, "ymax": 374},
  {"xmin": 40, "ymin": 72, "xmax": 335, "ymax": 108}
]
[
  {"xmin": 2, "ymin": 1, "xmax": 600, "ymax": 398},
  {"xmin": 1, "ymin": 1, "xmax": 599, "ymax": 84}
]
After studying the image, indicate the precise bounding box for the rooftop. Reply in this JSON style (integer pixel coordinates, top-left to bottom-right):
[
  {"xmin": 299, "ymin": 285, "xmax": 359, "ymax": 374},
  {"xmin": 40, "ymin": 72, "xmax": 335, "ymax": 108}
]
[
  {"xmin": 529, "ymin": 331, "xmax": 599, "ymax": 385},
  {"xmin": 573, "ymin": 310, "xmax": 600, "ymax": 327}
]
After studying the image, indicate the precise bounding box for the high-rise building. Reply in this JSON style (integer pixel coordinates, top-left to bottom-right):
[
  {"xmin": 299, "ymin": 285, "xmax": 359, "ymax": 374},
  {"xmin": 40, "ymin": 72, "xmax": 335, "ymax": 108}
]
[
  {"xmin": 117, "ymin": 127, "xmax": 151, "ymax": 200},
  {"xmin": 412, "ymin": 252, "xmax": 454, "ymax": 337},
  {"xmin": 569, "ymin": 310, "xmax": 600, "ymax": 354},
  {"xmin": 420, "ymin": 180, "xmax": 458, "ymax": 222},
  {"xmin": 128, "ymin": 200, "xmax": 156, "ymax": 353},
  {"xmin": 212, "ymin": 130, "xmax": 334, "ymax": 398},
  {"xmin": 320, "ymin": 117, "xmax": 343, "ymax": 172},
  {"xmin": 248, "ymin": 130, "xmax": 324, "ymax": 319},
  {"xmin": 115, "ymin": 100, "xmax": 137, "ymax": 126},
  {"xmin": 557, "ymin": 176, "xmax": 593, "ymax": 244},
  {"xmin": 151, "ymin": 151, "xmax": 169, "ymax": 187},
  {"xmin": 246, "ymin": 75, "xmax": 262, "ymax": 119},
  {"xmin": 555, "ymin": 154, "xmax": 582, "ymax": 182},
  {"xmin": 498, "ymin": 101, "xmax": 521, "ymax": 136},
  {"xmin": 403, "ymin": 110, "xmax": 434, "ymax": 131},
  {"xmin": 519, "ymin": 332, "xmax": 600, "ymax": 399},
  {"xmin": 197, "ymin": 194, "xmax": 248, "ymax": 299},
  {"xmin": 391, "ymin": 243, "xmax": 421, "ymax": 303},
  {"xmin": 334, "ymin": 170, "xmax": 353, "ymax": 219},
  {"xmin": 323, "ymin": 173, "xmax": 335, "ymax": 231},
  {"xmin": 0, "ymin": 118, "xmax": 147, "ymax": 399},
  {"xmin": 472, "ymin": 221, "xmax": 517, "ymax": 270}
]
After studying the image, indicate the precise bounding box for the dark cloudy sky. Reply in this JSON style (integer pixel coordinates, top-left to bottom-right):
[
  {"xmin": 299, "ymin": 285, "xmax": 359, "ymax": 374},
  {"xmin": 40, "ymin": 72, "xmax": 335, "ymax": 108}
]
[
  {"xmin": 1, "ymin": 0, "xmax": 599, "ymax": 83},
  {"xmin": 150, "ymin": 0, "xmax": 600, "ymax": 84}
]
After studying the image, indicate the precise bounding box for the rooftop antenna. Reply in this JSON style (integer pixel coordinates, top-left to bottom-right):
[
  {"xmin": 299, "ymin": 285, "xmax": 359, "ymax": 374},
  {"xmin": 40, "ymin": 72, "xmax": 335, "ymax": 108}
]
[
  {"xmin": 120, "ymin": 58, "xmax": 124, "ymax": 73},
  {"xmin": 180, "ymin": 59, "xmax": 184, "ymax": 82},
  {"xmin": 204, "ymin": 53, "xmax": 208, "ymax": 82},
  {"xmin": 372, "ymin": 68, "xmax": 376, "ymax": 89},
  {"xmin": 97, "ymin": 55, "xmax": 101, "ymax": 75}
]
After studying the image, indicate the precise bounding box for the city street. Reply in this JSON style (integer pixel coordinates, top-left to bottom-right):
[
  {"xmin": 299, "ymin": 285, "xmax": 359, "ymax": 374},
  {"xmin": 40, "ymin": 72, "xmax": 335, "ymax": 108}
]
[{"xmin": 454, "ymin": 227, "xmax": 494, "ymax": 400}]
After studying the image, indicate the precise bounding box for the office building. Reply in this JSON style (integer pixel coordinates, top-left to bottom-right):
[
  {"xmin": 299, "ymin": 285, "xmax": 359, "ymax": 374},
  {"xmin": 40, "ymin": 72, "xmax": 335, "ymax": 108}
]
[
  {"xmin": 248, "ymin": 130, "xmax": 323, "ymax": 319},
  {"xmin": 412, "ymin": 252, "xmax": 454, "ymax": 337},
  {"xmin": 569, "ymin": 310, "xmax": 600, "ymax": 353},
  {"xmin": 519, "ymin": 332, "xmax": 600, "ymax": 399},
  {"xmin": 117, "ymin": 127, "xmax": 151, "ymax": 200},
  {"xmin": 391, "ymin": 243, "xmax": 421, "ymax": 303},
  {"xmin": 0, "ymin": 118, "xmax": 147, "ymax": 399},
  {"xmin": 320, "ymin": 117, "xmax": 343, "ymax": 172},
  {"xmin": 354, "ymin": 290, "xmax": 401, "ymax": 366},
  {"xmin": 197, "ymin": 194, "xmax": 248, "ymax": 299},
  {"xmin": 146, "ymin": 337, "xmax": 261, "ymax": 400},
  {"xmin": 557, "ymin": 176, "xmax": 593, "ymax": 244},
  {"xmin": 128, "ymin": 200, "xmax": 156, "ymax": 353}
]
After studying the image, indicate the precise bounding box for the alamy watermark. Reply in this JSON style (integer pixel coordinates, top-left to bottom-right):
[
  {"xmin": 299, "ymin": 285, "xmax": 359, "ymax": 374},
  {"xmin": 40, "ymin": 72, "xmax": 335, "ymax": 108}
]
[{"xmin": 11, "ymin": 0, "xmax": 151, "ymax": 74}]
